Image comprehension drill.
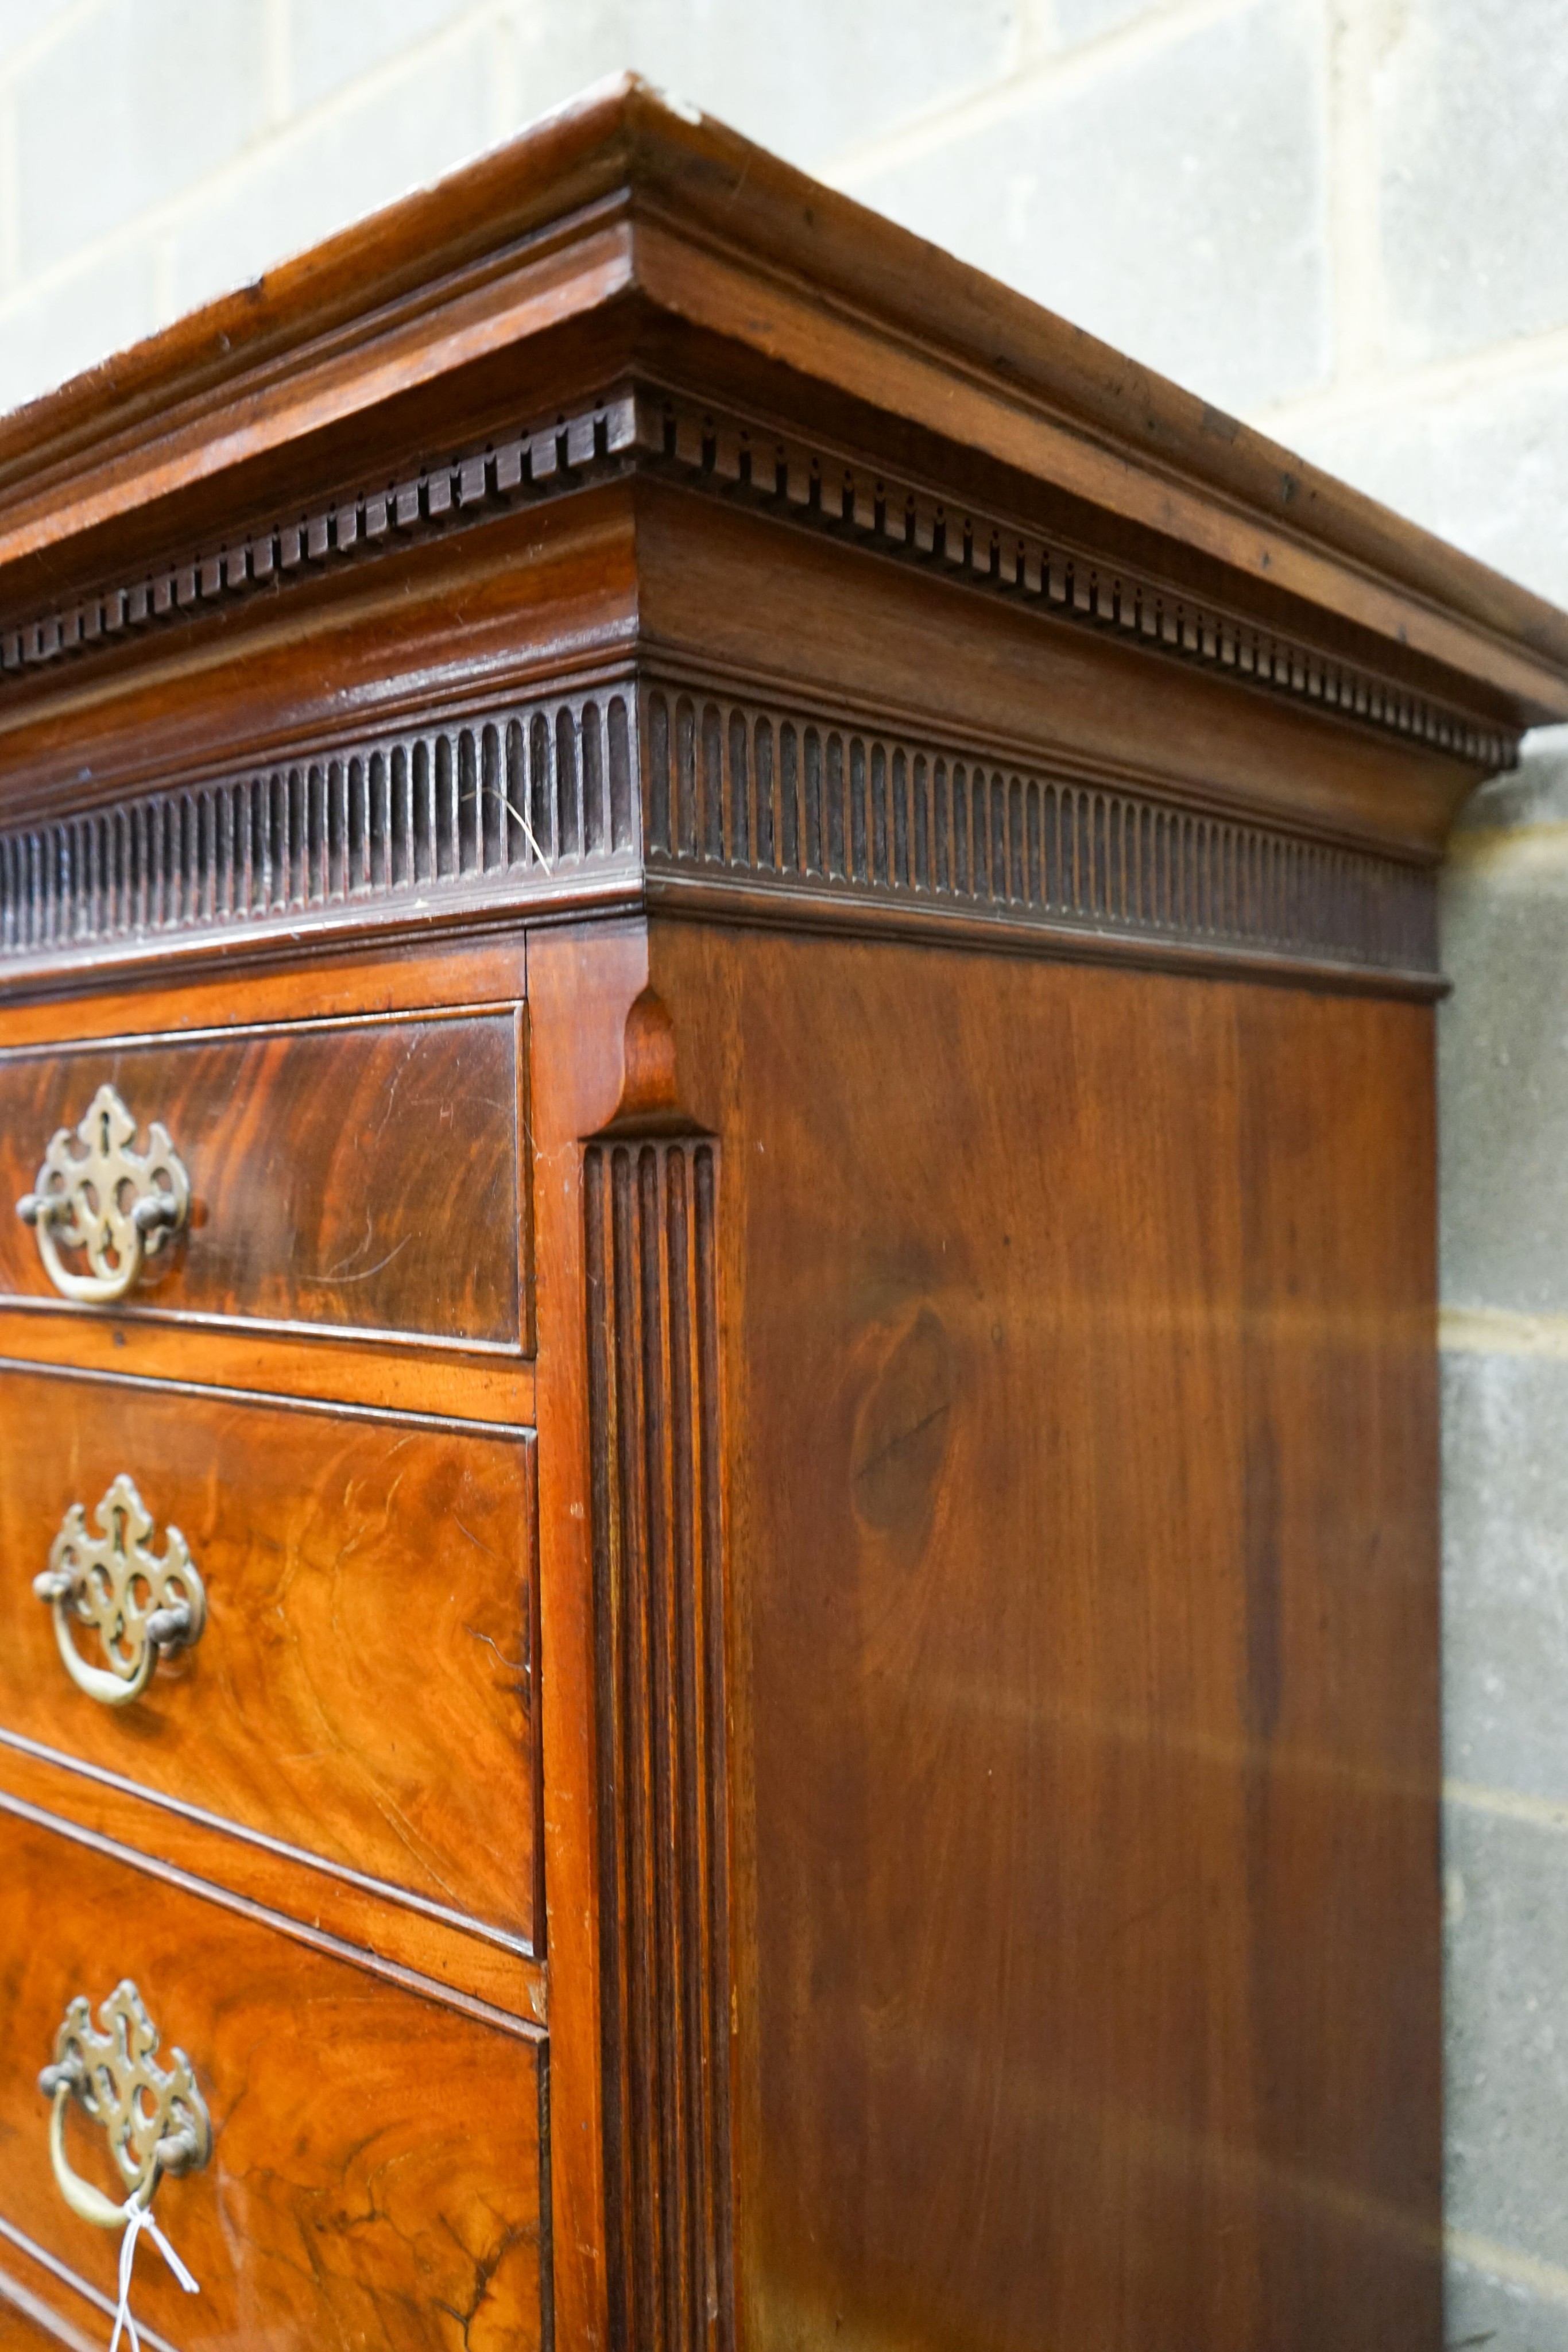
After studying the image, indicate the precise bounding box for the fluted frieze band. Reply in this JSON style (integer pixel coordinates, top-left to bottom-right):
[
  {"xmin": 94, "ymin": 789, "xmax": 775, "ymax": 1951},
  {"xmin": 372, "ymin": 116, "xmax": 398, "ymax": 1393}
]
[{"xmin": 0, "ymin": 672, "xmax": 1438, "ymax": 995}]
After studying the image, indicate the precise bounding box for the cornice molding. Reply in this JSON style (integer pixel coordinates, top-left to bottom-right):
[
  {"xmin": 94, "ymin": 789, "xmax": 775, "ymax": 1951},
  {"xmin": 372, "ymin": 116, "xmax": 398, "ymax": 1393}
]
[
  {"xmin": 0, "ymin": 668, "xmax": 1439, "ymax": 999},
  {"xmin": 0, "ymin": 388, "xmax": 641, "ymax": 679},
  {"xmin": 0, "ymin": 377, "xmax": 1518, "ymax": 777},
  {"xmin": 634, "ymin": 386, "xmax": 1515, "ymax": 771}
]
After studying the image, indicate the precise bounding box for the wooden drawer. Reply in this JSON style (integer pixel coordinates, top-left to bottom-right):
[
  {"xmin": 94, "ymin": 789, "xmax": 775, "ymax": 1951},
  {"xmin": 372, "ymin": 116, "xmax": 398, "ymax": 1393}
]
[
  {"xmin": 0, "ymin": 1367, "xmax": 539, "ymax": 1949},
  {"xmin": 0, "ymin": 1808, "xmax": 548, "ymax": 2351},
  {"xmin": 0, "ymin": 1010, "xmax": 524, "ymax": 1349}
]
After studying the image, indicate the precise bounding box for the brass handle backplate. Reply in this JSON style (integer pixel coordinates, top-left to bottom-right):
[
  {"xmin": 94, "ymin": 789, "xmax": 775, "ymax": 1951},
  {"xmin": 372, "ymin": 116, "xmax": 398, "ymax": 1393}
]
[
  {"xmin": 17, "ymin": 1083, "xmax": 189, "ymax": 1305},
  {"xmin": 36, "ymin": 1475, "xmax": 206, "ymax": 1707},
  {"xmin": 39, "ymin": 1980, "xmax": 211, "ymax": 2232}
]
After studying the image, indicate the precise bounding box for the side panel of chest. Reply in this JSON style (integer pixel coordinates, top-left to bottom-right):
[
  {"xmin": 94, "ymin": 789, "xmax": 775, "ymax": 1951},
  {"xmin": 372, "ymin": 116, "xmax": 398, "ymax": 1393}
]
[{"xmin": 647, "ymin": 919, "xmax": 1442, "ymax": 2352}]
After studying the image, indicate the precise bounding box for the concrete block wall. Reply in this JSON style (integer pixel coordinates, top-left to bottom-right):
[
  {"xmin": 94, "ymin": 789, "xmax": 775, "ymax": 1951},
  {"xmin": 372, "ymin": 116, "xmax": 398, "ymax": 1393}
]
[{"xmin": 2, "ymin": 3, "xmax": 1564, "ymax": 2341}]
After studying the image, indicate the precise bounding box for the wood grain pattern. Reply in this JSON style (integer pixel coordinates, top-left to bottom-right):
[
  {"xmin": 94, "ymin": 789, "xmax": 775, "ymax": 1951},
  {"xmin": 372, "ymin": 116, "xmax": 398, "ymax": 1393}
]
[
  {"xmin": 0, "ymin": 71, "xmax": 1527, "ymax": 2352},
  {"xmin": 0, "ymin": 1320, "xmax": 535, "ymax": 1429},
  {"xmin": 0, "ymin": 938, "xmax": 530, "ymax": 1051},
  {"xmin": 648, "ymin": 918, "xmax": 1442, "ymax": 2352},
  {"xmin": 525, "ymin": 920, "xmax": 655, "ymax": 2352},
  {"xmin": 0, "ymin": 948, "xmax": 536, "ymax": 1425},
  {"xmin": 586, "ymin": 1135, "xmax": 734, "ymax": 2352},
  {"xmin": 0, "ymin": 1013, "xmax": 521, "ymax": 1345},
  {"xmin": 0, "ymin": 1808, "xmax": 549, "ymax": 2351},
  {"xmin": 0, "ymin": 1367, "xmax": 540, "ymax": 1945},
  {"xmin": 0, "ymin": 1736, "xmax": 545, "ymax": 2025}
]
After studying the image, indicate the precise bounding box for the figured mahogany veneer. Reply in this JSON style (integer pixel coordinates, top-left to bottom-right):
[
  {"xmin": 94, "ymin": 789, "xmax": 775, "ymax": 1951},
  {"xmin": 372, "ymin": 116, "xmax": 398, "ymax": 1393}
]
[
  {"xmin": 0, "ymin": 1011, "xmax": 525, "ymax": 1348},
  {"xmin": 0, "ymin": 1811, "xmax": 549, "ymax": 2352},
  {"xmin": 0, "ymin": 1367, "xmax": 540, "ymax": 1946},
  {"xmin": 2, "ymin": 73, "xmax": 1567, "ymax": 2352}
]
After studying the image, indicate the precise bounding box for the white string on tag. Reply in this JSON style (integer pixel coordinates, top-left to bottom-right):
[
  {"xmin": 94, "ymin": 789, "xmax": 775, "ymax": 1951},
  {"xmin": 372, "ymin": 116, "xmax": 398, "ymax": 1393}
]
[{"xmin": 107, "ymin": 2194, "xmax": 200, "ymax": 2352}]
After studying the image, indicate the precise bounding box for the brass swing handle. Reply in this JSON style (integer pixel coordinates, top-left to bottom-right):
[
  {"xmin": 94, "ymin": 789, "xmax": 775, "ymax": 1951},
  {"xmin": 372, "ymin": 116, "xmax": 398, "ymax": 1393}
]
[
  {"xmin": 40, "ymin": 2060, "xmax": 205, "ymax": 2230},
  {"xmin": 17, "ymin": 1082, "xmax": 190, "ymax": 1306},
  {"xmin": 39, "ymin": 1983, "xmax": 211, "ymax": 2234},
  {"xmin": 35, "ymin": 1475, "xmax": 207, "ymax": 1708}
]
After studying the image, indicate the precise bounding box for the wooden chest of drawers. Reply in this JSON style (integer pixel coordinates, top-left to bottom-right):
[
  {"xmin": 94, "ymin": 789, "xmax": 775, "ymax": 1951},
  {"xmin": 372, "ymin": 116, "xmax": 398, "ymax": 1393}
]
[{"xmin": 1, "ymin": 76, "xmax": 1566, "ymax": 2352}]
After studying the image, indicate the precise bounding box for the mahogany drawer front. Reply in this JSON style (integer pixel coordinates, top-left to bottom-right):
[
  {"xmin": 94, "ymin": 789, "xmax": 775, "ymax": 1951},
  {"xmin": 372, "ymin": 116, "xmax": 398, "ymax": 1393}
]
[
  {"xmin": 0, "ymin": 1367, "xmax": 539, "ymax": 1947},
  {"xmin": 0, "ymin": 2277, "xmax": 59, "ymax": 2345},
  {"xmin": 0, "ymin": 1809, "xmax": 548, "ymax": 2351},
  {"xmin": 0, "ymin": 1011, "xmax": 524, "ymax": 1347}
]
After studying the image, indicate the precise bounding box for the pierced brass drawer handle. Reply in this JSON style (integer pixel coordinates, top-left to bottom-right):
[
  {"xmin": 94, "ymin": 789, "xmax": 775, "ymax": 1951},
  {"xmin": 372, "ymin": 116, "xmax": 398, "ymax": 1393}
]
[
  {"xmin": 17, "ymin": 1083, "xmax": 190, "ymax": 1305},
  {"xmin": 38, "ymin": 1980, "xmax": 211, "ymax": 2232},
  {"xmin": 35, "ymin": 1475, "xmax": 206, "ymax": 1707}
]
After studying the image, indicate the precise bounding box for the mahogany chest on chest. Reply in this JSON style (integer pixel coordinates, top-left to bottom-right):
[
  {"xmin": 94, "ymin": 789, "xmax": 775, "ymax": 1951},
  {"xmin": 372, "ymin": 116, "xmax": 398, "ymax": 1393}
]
[{"xmin": 0, "ymin": 76, "xmax": 1564, "ymax": 2352}]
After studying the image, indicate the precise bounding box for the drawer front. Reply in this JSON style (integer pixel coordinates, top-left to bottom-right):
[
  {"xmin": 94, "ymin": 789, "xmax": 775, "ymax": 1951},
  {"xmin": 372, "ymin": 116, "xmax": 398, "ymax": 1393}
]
[
  {"xmin": 0, "ymin": 1011, "xmax": 522, "ymax": 1347},
  {"xmin": 0, "ymin": 1810, "xmax": 548, "ymax": 2351},
  {"xmin": 0, "ymin": 2277, "xmax": 67, "ymax": 2345},
  {"xmin": 0, "ymin": 1368, "xmax": 538, "ymax": 1945}
]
